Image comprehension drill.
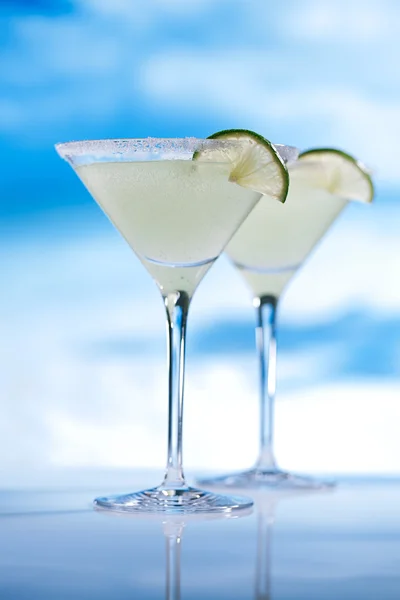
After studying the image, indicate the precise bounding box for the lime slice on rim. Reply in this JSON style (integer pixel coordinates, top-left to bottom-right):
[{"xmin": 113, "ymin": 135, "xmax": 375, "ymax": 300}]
[
  {"xmin": 291, "ymin": 148, "xmax": 374, "ymax": 203},
  {"xmin": 193, "ymin": 129, "xmax": 290, "ymax": 203}
]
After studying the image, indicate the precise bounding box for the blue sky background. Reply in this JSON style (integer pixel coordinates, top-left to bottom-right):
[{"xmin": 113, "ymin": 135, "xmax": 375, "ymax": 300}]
[{"xmin": 1, "ymin": 0, "xmax": 400, "ymax": 479}]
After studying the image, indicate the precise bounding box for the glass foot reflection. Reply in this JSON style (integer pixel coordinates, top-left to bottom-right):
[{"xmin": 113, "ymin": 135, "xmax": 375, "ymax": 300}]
[
  {"xmin": 94, "ymin": 485, "xmax": 253, "ymax": 514},
  {"xmin": 197, "ymin": 468, "xmax": 334, "ymax": 490},
  {"xmin": 96, "ymin": 504, "xmax": 252, "ymax": 600}
]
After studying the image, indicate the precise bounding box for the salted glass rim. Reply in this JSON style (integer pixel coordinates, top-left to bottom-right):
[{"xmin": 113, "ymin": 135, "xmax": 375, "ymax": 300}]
[{"xmin": 55, "ymin": 137, "xmax": 298, "ymax": 163}]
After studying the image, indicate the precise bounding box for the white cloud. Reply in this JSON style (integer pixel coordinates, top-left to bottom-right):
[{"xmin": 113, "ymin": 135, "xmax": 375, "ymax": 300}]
[
  {"xmin": 1, "ymin": 0, "xmax": 399, "ymax": 175},
  {"xmin": 265, "ymin": 88, "xmax": 400, "ymax": 184},
  {"xmin": 143, "ymin": 48, "xmax": 400, "ymax": 182},
  {"xmin": 277, "ymin": 381, "xmax": 400, "ymax": 474},
  {"xmin": 1, "ymin": 0, "xmax": 399, "ymax": 483},
  {"xmin": 2, "ymin": 213, "xmax": 400, "ymax": 474},
  {"xmin": 284, "ymin": 0, "xmax": 400, "ymax": 43},
  {"xmin": 1, "ymin": 15, "xmax": 123, "ymax": 85},
  {"xmin": 0, "ymin": 0, "xmax": 238, "ymax": 136}
]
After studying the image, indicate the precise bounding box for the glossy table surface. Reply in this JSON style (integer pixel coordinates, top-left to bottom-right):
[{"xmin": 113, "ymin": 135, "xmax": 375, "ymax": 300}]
[{"xmin": 1, "ymin": 470, "xmax": 400, "ymax": 599}]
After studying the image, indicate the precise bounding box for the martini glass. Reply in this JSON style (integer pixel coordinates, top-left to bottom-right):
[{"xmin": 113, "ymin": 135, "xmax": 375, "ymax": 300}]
[
  {"xmin": 198, "ymin": 173, "xmax": 349, "ymax": 490},
  {"xmin": 56, "ymin": 137, "xmax": 295, "ymax": 513}
]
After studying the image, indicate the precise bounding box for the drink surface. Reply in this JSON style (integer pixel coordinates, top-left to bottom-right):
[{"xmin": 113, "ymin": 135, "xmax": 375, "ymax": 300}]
[
  {"xmin": 76, "ymin": 160, "xmax": 261, "ymax": 295},
  {"xmin": 226, "ymin": 181, "xmax": 347, "ymax": 297}
]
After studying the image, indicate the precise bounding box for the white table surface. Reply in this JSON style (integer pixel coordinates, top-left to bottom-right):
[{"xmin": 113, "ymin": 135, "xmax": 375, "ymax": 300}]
[{"xmin": 1, "ymin": 470, "xmax": 399, "ymax": 599}]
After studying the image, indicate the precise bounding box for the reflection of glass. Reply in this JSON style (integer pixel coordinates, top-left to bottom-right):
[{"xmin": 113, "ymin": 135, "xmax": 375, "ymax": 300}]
[
  {"xmin": 199, "ymin": 178, "xmax": 346, "ymax": 490},
  {"xmin": 164, "ymin": 520, "xmax": 183, "ymax": 600},
  {"xmin": 253, "ymin": 489, "xmax": 329, "ymax": 600},
  {"xmin": 56, "ymin": 138, "xmax": 292, "ymax": 513},
  {"xmin": 162, "ymin": 511, "xmax": 250, "ymax": 600},
  {"xmin": 96, "ymin": 508, "xmax": 252, "ymax": 600},
  {"xmin": 255, "ymin": 505, "xmax": 274, "ymax": 600},
  {"xmin": 165, "ymin": 510, "xmax": 254, "ymax": 600}
]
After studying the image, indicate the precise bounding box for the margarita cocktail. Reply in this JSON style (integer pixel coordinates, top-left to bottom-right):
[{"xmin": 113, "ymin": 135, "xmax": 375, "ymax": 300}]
[
  {"xmin": 198, "ymin": 145, "xmax": 374, "ymax": 489},
  {"xmin": 56, "ymin": 135, "xmax": 294, "ymax": 513},
  {"xmin": 227, "ymin": 183, "xmax": 347, "ymax": 297},
  {"xmin": 76, "ymin": 159, "xmax": 261, "ymax": 295}
]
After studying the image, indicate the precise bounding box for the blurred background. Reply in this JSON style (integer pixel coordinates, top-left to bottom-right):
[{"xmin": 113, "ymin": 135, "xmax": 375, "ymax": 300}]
[{"xmin": 1, "ymin": 0, "xmax": 400, "ymax": 482}]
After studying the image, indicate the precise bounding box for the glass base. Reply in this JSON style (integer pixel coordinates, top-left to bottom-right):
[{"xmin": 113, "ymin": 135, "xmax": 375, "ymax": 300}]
[
  {"xmin": 94, "ymin": 485, "xmax": 253, "ymax": 514},
  {"xmin": 197, "ymin": 468, "xmax": 334, "ymax": 490}
]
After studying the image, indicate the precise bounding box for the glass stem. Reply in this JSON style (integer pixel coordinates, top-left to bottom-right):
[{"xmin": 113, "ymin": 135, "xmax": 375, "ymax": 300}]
[
  {"xmin": 162, "ymin": 291, "xmax": 190, "ymax": 489},
  {"xmin": 254, "ymin": 295, "xmax": 278, "ymax": 471}
]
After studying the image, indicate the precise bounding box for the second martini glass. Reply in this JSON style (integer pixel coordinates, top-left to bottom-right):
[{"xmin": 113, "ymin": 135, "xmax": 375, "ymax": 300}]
[
  {"xmin": 198, "ymin": 148, "xmax": 374, "ymax": 490},
  {"xmin": 56, "ymin": 135, "xmax": 294, "ymax": 513}
]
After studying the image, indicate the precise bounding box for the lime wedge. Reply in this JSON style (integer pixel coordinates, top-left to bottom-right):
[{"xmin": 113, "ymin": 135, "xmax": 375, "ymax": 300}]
[
  {"xmin": 194, "ymin": 129, "xmax": 289, "ymax": 203},
  {"xmin": 291, "ymin": 148, "xmax": 374, "ymax": 203}
]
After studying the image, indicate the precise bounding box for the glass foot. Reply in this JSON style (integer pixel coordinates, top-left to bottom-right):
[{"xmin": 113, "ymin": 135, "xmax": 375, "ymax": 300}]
[
  {"xmin": 94, "ymin": 485, "xmax": 253, "ymax": 514},
  {"xmin": 197, "ymin": 468, "xmax": 334, "ymax": 490}
]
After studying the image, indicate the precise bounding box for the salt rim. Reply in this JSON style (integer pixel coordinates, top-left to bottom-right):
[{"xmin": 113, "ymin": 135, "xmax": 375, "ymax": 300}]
[
  {"xmin": 55, "ymin": 137, "xmax": 298, "ymax": 164},
  {"xmin": 56, "ymin": 137, "xmax": 212, "ymax": 159}
]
